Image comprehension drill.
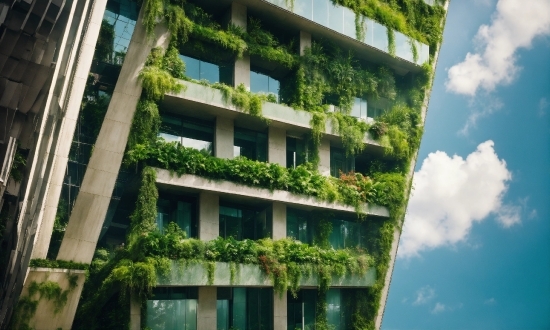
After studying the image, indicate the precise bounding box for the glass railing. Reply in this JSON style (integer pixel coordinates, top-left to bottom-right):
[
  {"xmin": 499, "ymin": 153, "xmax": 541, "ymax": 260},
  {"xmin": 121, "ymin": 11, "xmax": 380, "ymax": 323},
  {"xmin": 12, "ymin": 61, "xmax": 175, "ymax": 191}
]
[{"xmin": 263, "ymin": 0, "xmax": 429, "ymax": 65}]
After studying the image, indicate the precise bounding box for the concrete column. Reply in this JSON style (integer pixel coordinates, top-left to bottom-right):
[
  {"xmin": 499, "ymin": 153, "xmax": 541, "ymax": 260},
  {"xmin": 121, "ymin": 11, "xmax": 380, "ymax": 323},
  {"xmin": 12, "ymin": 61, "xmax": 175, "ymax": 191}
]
[
  {"xmin": 318, "ymin": 137, "xmax": 331, "ymax": 176},
  {"xmin": 130, "ymin": 293, "xmax": 141, "ymax": 330},
  {"xmin": 230, "ymin": 3, "xmax": 250, "ymax": 88},
  {"xmin": 299, "ymin": 31, "xmax": 312, "ymax": 55},
  {"xmin": 197, "ymin": 287, "xmax": 217, "ymax": 330},
  {"xmin": 215, "ymin": 117, "xmax": 234, "ymax": 159},
  {"xmin": 56, "ymin": 8, "xmax": 171, "ymax": 263},
  {"xmin": 23, "ymin": 269, "xmax": 86, "ymax": 330},
  {"xmin": 272, "ymin": 202, "xmax": 286, "ymax": 240},
  {"xmin": 199, "ymin": 191, "xmax": 219, "ymax": 240},
  {"xmin": 234, "ymin": 55, "xmax": 250, "ymax": 89},
  {"xmin": 32, "ymin": 0, "xmax": 108, "ymax": 259},
  {"xmin": 268, "ymin": 126, "xmax": 286, "ymax": 167},
  {"xmin": 273, "ymin": 293, "xmax": 287, "ymax": 330}
]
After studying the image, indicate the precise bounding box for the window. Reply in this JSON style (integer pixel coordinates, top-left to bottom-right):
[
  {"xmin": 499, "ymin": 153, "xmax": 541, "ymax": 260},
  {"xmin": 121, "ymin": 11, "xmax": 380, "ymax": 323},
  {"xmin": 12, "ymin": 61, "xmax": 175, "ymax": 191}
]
[
  {"xmin": 286, "ymin": 137, "xmax": 307, "ymax": 169},
  {"xmin": 219, "ymin": 205, "xmax": 271, "ymax": 240},
  {"xmin": 286, "ymin": 208, "xmax": 312, "ymax": 244},
  {"xmin": 350, "ymin": 97, "xmax": 368, "ymax": 120},
  {"xmin": 368, "ymin": 106, "xmax": 385, "ymax": 119},
  {"xmin": 146, "ymin": 287, "xmax": 198, "ymax": 330},
  {"xmin": 328, "ymin": 218, "xmax": 368, "ymax": 250},
  {"xmin": 156, "ymin": 196, "xmax": 197, "ymax": 237},
  {"xmin": 159, "ymin": 114, "xmax": 214, "ymax": 154},
  {"xmin": 250, "ymin": 70, "xmax": 280, "ymax": 102},
  {"xmin": 180, "ymin": 55, "xmax": 220, "ymax": 83},
  {"xmin": 234, "ymin": 127, "xmax": 268, "ymax": 162},
  {"xmin": 330, "ymin": 147, "xmax": 355, "ymax": 178},
  {"xmin": 217, "ymin": 288, "xmax": 273, "ymax": 330},
  {"xmin": 287, "ymin": 289, "xmax": 352, "ymax": 330}
]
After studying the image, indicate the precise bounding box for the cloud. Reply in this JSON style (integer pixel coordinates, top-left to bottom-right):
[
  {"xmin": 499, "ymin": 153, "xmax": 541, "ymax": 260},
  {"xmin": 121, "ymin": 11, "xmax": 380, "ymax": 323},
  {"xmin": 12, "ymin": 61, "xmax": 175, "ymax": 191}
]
[
  {"xmin": 539, "ymin": 97, "xmax": 549, "ymax": 116},
  {"xmin": 446, "ymin": 0, "xmax": 550, "ymax": 96},
  {"xmin": 459, "ymin": 97, "xmax": 503, "ymax": 135},
  {"xmin": 413, "ymin": 286, "xmax": 436, "ymax": 305},
  {"xmin": 431, "ymin": 302, "xmax": 446, "ymax": 314},
  {"xmin": 484, "ymin": 298, "xmax": 496, "ymax": 305},
  {"xmin": 399, "ymin": 141, "xmax": 519, "ymax": 258}
]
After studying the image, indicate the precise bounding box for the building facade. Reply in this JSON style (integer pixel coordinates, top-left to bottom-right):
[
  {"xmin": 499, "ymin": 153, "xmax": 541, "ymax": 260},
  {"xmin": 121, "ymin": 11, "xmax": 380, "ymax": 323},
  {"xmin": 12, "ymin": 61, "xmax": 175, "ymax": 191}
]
[{"xmin": 0, "ymin": 0, "xmax": 448, "ymax": 329}]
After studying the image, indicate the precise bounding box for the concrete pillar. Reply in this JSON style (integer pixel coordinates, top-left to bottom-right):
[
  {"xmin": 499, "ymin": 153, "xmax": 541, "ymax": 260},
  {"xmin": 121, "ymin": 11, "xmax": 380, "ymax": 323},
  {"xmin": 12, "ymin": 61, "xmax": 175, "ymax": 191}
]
[
  {"xmin": 130, "ymin": 293, "xmax": 141, "ymax": 330},
  {"xmin": 318, "ymin": 137, "xmax": 331, "ymax": 176},
  {"xmin": 56, "ymin": 8, "xmax": 171, "ymax": 263},
  {"xmin": 230, "ymin": 3, "xmax": 250, "ymax": 88},
  {"xmin": 197, "ymin": 287, "xmax": 217, "ymax": 330},
  {"xmin": 22, "ymin": 268, "xmax": 86, "ymax": 330},
  {"xmin": 299, "ymin": 31, "xmax": 312, "ymax": 55},
  {"xmin": 234, "ymin": 55, "xmax": 250, "ymax": 89},
  {"xmin": 274, "ymin": 293, "xmax": 287, "ymax": 330},
  {"xmin": 32, "ymin": 0, "xmax": 108, "ymax": 259},
  {"xmin": 215, "ymin": 117, "xmax": 234, "ymax": 159},
  {"xmin": 199, "ymin": 191, "xmax": 219, "ymax": 240},
  {"xmin": 268, "ymin": 126, "xmax": 286, "ymax": 167},
  {"xmin": 272, "ymin": 202, "xmax": 286, "ymax": 240}
]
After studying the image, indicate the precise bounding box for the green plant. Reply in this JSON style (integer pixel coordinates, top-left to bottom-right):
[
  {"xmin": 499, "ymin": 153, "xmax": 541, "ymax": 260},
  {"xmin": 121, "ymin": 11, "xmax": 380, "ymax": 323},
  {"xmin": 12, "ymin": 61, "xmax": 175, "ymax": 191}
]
[{"xmin": 387, "ymin": 27, "xmax": 396, "ymax": 56}]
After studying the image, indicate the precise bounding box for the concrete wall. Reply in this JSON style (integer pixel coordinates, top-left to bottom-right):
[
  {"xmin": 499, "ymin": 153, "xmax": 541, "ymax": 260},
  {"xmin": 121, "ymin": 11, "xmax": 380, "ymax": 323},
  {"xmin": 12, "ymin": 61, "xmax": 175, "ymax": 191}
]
[
  {"xmin": 268, "ymin": 126, "xmax": 286, "ymax": 167},
  {"xmin": 22, "ymin": 268, "xmax": 86, "ymax": 330},
  {"xmin": 56, "ymin": 10, "xmax": 171, "ymax": 263},
  {"xmin": 199, "ymin": 191, "xmax": 219, "ymax": 240},
  {"xmin": 197, "ymin": 287, "xmax": 217, "ymax": 330},
  {"xmin": 230, "ymin": 3, "xmax": 250, "ymax": 89},
  {"xmin": 215, "ymin": 117, "xmax": 234, "ymax": 159},
  {"xmin": 272, "ymin": 202, "xmax": 286, "ymax": 240},
  {"xmin": 130, "ymin": 293, "xmax": 141, "ymax": 330},
  {"xmin": 318, "ymin": 137, "xmax": 331, "ymax": 176}
]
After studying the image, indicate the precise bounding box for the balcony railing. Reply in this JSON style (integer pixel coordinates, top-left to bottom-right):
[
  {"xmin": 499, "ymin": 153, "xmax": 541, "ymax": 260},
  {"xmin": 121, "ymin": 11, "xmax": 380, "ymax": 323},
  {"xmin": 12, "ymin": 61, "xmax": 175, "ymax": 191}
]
[{"xmin": 262, "ymin": 0, "xmax": 429, "ymax": 65}]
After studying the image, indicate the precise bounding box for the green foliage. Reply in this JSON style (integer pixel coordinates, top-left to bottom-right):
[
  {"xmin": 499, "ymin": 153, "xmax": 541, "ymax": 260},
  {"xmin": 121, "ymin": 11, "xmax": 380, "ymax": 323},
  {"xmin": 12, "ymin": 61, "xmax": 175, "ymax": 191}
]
[
  {"xmin": 139, "ymin": 47, "xmax": 185, "ymax": 101},
  {"xmin": 127, "ymin": 141, "xmax": 397, "ymax": 210},
  {"xmin": 127, "ymin": 99, "xmax": 161, "ymax": 154},
  {"xmin": 128, "ymin": 167, "xmax": 159, "ymax": 245},
  {"xmin": 10, "ymin": 149, "xmax": 27, "ymax": 182},
  {"xmin": 387, "ymin": 27, "xmax": 396, "ymax": 56},
  {"xmin": 95, "ymin": 20, "xmax": 115, "ymax": 62},
  {"xmin": 214, "ymin": 83, "xmax": 267, "ymax": 119},
  {"xmin": 165, "ymin": 4, "xmax": 193, "ymax": 45},
  {"xmin": 331, "ymin": 112, "xmax": 370, "ymax": 156},
  {"xmin": 142, "ymin": 0, "xmax": 164, "ymax": 37},
  {"xmin": 29, "ymin": 259, "xmax": 89, "ymax": 271}
]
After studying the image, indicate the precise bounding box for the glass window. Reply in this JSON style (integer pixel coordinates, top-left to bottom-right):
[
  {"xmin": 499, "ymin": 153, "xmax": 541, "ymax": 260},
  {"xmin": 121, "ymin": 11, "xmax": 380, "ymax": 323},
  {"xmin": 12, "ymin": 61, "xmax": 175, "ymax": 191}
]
[
  {"xmin": 328, "ymin": 218, "xmax": 368, "ymax": 250},
  {"xmin": 219, "ymin": 205, "xmax": 271, "ymax": 240},
  {"xmin": 234, "ymin": 127, "xmax": 268, "ymax": 162},
  {"xmin": 372, "ymin": 21, "xmax": 389, "ymax": 52},
  {"xmin": 368, "ymin": 106, "xmax": 385, "ymax": 119},
  {"xmin": 157, "ymin": 197, "xmax": 197, "ymax": 237},
  {"xmin": 250, "ymin": 70, "xmax": 280, "ymax": 102},
  {"xmin": 286, "ymin": 208, "xmax": 312, "ymax": 244},
  {"xmin": 146, "ymin": 287, "xmax": 198, "ymax": 330},
  {"xmin": 342, "ymin": 7, "xmax": 356, "ymax": 39},
  {"xmin": 217, "ymin": 288, "xmax": 273, "ymax": 330},
  {"xmin": 159, "ymin": 114, "xmax": 214, "ymax": 154},
  {"xmin": 286, "ymin": 137, "xmax": 307, "ymax": 169},
  {"xmin": 330, "ymin": 147, "xmax": 355, "ymax": 178},
  {"xmin": 328, "ymin": 3, "xmax": 344, "ymax": 34},
  {"xmin": 350, "ymin": 97, "xmax": 367, "ymax": 120},
  {"xmin": 287, "ymin": 290, "xmax": 317, "ymax": 330},
  {"xmin": 180, "ymin": 55, "xmax": 220, "ymax": 83}
]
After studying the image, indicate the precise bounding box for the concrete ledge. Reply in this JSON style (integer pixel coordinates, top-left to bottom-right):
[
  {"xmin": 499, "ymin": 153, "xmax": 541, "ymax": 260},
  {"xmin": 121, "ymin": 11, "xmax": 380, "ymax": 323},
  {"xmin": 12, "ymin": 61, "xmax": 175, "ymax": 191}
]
[
  {"xmin": 164, "ymin": 81, "xmax": 381, "ymax": 147},
  {"xmin": 155, "ymin": 169, "xmax": 390, "ymax": 217},
  {"xmin": 158, "ymin": 261, "xmax": 376, "ymax": 288}
]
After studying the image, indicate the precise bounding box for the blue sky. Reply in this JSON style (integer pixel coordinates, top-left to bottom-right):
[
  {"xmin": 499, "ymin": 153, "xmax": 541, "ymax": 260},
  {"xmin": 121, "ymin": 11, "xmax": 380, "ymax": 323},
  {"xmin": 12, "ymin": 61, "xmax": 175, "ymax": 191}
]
[{"xmin": 383, "ymin": 0, "xmax": 550, "ymax": 329}]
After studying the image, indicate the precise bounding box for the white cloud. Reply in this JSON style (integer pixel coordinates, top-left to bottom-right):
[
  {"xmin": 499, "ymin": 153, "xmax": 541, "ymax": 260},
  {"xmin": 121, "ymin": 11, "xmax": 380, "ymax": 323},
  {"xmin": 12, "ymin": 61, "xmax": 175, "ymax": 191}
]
[
  {"xmin": 399, "ymin": 141, "xmax": 519, "ymax": 258},
  {"xmin": 539, "ymin": 97, "xmax": 549, "ymax": 116},
  {"xmin": 484, "ymin": 298, "xmax": 496, "ymax": 305},
  {"xmin": 459, "ymin": 97, "xmax": 503, "ymax": 135},
  {"xmin": 413, "ymin": 286, "xmax": 436, "ymax": 305},
  {"xmin": 431, "ymin": 302, "xmax": 446, "ymax": 314},
  {"xmin": 446, "ymin": 0, "xmax": 550, "ymax": 96}
]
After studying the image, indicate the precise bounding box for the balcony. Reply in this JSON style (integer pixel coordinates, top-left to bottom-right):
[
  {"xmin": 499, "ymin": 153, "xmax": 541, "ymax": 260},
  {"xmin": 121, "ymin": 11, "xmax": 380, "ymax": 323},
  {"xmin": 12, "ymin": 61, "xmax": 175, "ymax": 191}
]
[{"xmin": 157, "ymin": 261, "xmax": 376, "ymax": 287}]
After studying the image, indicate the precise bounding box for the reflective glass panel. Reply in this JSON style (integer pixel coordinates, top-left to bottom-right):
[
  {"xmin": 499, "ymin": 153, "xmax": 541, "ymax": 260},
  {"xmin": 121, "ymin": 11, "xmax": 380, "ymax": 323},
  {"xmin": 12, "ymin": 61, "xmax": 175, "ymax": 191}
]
[
  {"xmin": 159, "ymin": 114, "xmax": 214, "ymax": 154},
  {"xmin": 328, "ymin": 3, "xmax": 344, "ymax": 34},
  {"xmin": 312, "ymin": 0, "xmax": 329, "ymax": 27},
  {"xmin": 395, "ymin": 31, "xmax": 414, "ymax": 63},
  {"xmin": 326, "ymin": 289, "xmax": 342, "ymax": 330},
  {"xmin": 330, "ymin": 147, "xmax": 355, "ymax": 177},
  {"xmin": 294, "ymin": 0, "xmax": 312, "ymax": 19},
  {"xmin": 250, "ymin": 71, "xmax": 280, "ymax": 102},
  {"xmin": 181, "ymin": 55, "xmax": 200, "ymax": 80},
  {"xmin": 180, "ymin": 55, "xmax": 220, "ymax": 83},
  {"xmin": 350, "ymin": 97, "xmax": 367, "ymax": 119},
  {"xmin": 342, "ymin": 8, "xmax": 356, "ymax": 39},
  {"xmin": 234, "ymin": 127, "xmax": 268, "ymax": 162},
  {"xmin": 372, "ymin": 21, "xmax": 388, "ymax": 52}
]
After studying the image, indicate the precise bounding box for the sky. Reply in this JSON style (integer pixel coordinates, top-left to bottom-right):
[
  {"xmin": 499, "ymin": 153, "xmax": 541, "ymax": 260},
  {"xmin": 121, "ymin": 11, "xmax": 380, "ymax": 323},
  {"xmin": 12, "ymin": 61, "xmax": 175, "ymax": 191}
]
[{"xmin": 383, "ymin": 0, "xmax": 550, "ymax": 329}]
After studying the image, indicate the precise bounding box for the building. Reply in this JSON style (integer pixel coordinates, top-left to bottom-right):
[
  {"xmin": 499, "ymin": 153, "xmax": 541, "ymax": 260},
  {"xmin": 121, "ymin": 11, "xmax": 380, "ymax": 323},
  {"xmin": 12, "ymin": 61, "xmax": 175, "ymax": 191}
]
[{"xmin": 0, "ymin": 0, "xmax": 448, "ymax": 329}]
